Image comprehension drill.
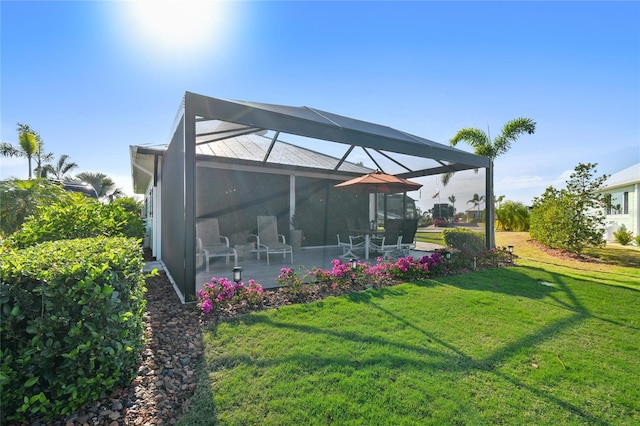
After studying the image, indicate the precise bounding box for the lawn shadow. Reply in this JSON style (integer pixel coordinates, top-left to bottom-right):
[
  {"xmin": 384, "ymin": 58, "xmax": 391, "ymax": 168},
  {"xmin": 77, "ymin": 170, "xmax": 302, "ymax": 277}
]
[{"xmin": 191, "ymin": 265, "xmax": 636, "ymax": 425}]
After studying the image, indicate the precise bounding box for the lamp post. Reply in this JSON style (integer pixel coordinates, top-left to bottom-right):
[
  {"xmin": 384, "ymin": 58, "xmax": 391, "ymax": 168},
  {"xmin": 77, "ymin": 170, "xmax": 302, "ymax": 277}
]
[
  {"xmin": 444, "ymin": 251, "xmax": 451, "ymax": 260},
  {"xmin": 507, "ymin": 245, "xmax": 514, "ymax": 263},
  {"xmin": 233, "ymin": 266, "xmax": 243, "ymax": 284}
]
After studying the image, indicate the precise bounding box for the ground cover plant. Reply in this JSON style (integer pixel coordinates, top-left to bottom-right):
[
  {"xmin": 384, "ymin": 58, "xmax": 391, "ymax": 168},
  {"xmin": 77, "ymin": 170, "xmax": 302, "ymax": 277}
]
[{"xmin": 178, "ymin": 232, "xmax": 639, "ymax": 425}]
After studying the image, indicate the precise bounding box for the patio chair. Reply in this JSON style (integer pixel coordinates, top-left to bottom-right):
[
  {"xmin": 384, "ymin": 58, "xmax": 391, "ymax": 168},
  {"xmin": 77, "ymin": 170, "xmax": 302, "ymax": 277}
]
[
  {"xmin": 254, "ymin": 216, "xmax": 293, "ymax": 265},
  {"xmin": 196, "ymin": 218, "xmax": 238, "ymax": 272},
  {"xmin": 400, "ymin": 219, "xmax": 419, "ymax": 256},
  {"xmin": 370, "ymin": 219, "xmax": 403, "ymax": 258},
  {"xmin": 337, "ymin": 234, "xmax": 366, "ymax": 259}
]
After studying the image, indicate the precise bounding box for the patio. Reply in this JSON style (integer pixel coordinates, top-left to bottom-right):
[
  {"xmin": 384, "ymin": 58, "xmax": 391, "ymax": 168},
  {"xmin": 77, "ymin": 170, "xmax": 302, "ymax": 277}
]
[
  {"xmin": 192, "ymin": 241, "xmax": 442, "ymax": 293},
  {"xmin": 131, "ymin": 92, "xmax": 492, "ymax": 303}
]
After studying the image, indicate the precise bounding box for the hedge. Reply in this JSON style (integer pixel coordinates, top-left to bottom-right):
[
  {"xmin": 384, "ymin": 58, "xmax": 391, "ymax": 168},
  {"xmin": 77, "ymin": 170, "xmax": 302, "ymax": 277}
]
[
  {"xmin": 442, "ymin": 228, "xmax": 486, "ymax": 256},
  {"xmin": 0, "ymin": 237, "xmax": 146, "ymax": 422}
]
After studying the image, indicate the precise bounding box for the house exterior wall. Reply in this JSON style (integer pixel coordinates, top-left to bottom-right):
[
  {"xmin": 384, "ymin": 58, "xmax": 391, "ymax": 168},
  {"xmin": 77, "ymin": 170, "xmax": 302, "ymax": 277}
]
[{"xmin": 602, "ymin": 182, "xmax": 639, "ymax": 240}]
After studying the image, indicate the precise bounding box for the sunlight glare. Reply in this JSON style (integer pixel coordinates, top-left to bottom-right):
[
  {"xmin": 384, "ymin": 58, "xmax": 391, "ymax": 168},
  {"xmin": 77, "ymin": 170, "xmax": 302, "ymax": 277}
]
[{"xmin": 122, "ymin": 0, "xmax": 232, "ymax": 61}]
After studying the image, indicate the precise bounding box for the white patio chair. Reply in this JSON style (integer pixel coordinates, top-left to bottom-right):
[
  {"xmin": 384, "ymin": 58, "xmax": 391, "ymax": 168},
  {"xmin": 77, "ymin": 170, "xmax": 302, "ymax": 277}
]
[
  {"xmin": 253, "ymin": 216, "xmax": 293, "ymax": 266},
  {"xmin": 337, "ymin": 234, "xmax": 366, "ymax": 259},
  {"xmin": 196, "ymin": 217, "xmax": 238, "ymax": 272}
]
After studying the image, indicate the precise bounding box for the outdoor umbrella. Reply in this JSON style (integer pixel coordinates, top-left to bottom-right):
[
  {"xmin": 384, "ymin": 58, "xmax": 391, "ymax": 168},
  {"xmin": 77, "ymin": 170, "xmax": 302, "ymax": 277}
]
[{"xmin": 334, "ymin": 170, "xmax": 423, "ymax": 194}]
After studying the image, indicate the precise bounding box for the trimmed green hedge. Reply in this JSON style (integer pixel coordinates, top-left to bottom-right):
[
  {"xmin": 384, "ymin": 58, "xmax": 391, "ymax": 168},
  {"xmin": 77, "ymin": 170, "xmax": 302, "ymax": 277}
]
[
  {"xmin": 3, "ymin": 192, "xmax": 144, "ymax": 250},
  {"xmin": 0, "ymin": 237, "xmax": 146, "ymax": 422},
  {"xmin": 442, "ymin": 228, "xmax": 486, "ymax": 256}
]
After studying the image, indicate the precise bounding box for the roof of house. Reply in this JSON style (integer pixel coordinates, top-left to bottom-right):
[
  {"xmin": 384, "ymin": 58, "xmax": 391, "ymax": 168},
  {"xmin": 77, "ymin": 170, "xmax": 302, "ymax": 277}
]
[
  {"xmin": 601, "ymin": 163, "xmax": 640, "ymax": 190},
  {"xmin": 130, "ymin": 132, "xmax": 372, "ymax": 194}
]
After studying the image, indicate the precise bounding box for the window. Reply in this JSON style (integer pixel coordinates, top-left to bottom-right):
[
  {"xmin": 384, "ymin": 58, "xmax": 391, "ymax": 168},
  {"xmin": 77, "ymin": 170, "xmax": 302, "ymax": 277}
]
[
  {"xmin": 623, "ymin": 192, "xmax": 629, "ymax": 214},
  {"xmin": 606, "ymin": 191, "xmax": 629, "ymax": 215}
]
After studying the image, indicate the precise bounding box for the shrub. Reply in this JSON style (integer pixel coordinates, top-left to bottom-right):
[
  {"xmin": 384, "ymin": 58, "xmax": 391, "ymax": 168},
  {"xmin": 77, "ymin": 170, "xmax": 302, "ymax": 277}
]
[
  {"xmin": 3, "ymin": 192, "xmax": 144, "ymax": 249},
  {"xmin": 0, "ymin": 179, "xmax": 67, "ymax": 238},
  {"xmin": 442, "ymin": 228, "xmax": 486, "ymax": 256},
  {"xmin": 530, "ymin": 163, "xmax": 607, "ymax": 253},
  {"xmin": 0, "ymin": 237, "xmax": 146, "ymax": 422},
  {"xmin": 636, "ymin": 235, "xmax": 640, "ymax": 247},
  {"xmin": 198, "ymin": 277, "xmax": 264, "ymax": 319},
  {"xmin": 613, "ymin": 225, "xmax": 634, "ymax": 245},
  {"xmin": 495, "ymin": 200, "xmax": 530, "ymax": 231}
]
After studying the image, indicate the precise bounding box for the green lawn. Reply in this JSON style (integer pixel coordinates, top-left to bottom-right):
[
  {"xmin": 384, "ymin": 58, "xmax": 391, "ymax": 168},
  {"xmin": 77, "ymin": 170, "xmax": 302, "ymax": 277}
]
[{"xmin": 178, "ymin": 232, "xmax": 640, "ymax": 425}]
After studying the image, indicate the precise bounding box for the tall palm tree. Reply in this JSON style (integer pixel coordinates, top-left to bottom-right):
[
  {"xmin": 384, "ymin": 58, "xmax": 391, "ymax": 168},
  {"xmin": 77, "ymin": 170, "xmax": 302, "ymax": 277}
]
[
  {"xmin": 75, "ymin": 171, "xmax": 124, "ymax": 202},
  {"xmin": 0, "ymin": 123, "xmax": 41, "ymax": 178},
  {"xmin": 441, "ymin": 117, "xmax": 536, "ymax": 185},
  {"xmin": 43, "ymin": 154, "xmax": 79, "ymax": 180},
  {"xmin": 448, "ymin": 194, "xmax": 456, "ymax": 215}
]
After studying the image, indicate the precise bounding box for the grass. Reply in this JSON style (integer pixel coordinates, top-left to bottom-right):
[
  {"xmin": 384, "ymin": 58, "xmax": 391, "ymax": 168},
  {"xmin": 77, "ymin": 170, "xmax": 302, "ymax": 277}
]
[{"xmin": 178, "ymin": 232, "xmax": 640, "ymax": 425}]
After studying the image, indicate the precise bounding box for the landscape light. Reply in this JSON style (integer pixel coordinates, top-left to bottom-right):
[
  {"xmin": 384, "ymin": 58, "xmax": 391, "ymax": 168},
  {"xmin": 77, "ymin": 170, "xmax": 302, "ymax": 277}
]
[{"xmin": 233, "ymin": 266, "xmax": 243, "ymax": 283}]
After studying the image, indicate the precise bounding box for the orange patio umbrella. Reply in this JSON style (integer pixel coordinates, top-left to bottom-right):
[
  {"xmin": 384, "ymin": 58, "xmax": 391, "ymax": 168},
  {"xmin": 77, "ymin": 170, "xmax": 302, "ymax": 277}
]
[{"xmin": 334, "ymin": 170, "xmax": 422, "ymax": 194}]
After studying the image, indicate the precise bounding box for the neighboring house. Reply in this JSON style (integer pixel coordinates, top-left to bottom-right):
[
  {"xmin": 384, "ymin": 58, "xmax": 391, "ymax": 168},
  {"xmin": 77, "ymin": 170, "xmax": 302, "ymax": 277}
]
[
  {"xmin": 597, "ymin": 163, "xmax": 640, "ymax": 241},
  {"xmin": 130, "ymin": 92, "xmax": 491, "ymax": 302},
  {"xmin": 465, "ymin": 209, "xmax": 484, "ymax": 221}
]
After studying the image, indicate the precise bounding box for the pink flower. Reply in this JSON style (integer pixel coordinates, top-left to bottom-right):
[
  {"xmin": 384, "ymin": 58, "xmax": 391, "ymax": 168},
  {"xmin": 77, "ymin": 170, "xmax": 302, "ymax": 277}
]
[{"xmin": 201, "ymin": 299, "xmax": 212, "ymax": 314}]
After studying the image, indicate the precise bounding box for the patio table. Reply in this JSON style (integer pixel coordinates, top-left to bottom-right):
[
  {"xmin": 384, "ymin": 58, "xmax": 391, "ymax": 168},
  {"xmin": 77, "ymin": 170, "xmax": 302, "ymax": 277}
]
[{"xmin": 351, "ymin": 229, "xmax": 385, "ymax": 260}]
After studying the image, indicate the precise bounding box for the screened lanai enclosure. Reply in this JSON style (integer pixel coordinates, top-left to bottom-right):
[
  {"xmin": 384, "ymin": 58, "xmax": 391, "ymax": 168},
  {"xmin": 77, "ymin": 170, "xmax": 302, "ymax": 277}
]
[{"xmin": 130, "ymin": 92, "xmax": 492, "ymax": 302}]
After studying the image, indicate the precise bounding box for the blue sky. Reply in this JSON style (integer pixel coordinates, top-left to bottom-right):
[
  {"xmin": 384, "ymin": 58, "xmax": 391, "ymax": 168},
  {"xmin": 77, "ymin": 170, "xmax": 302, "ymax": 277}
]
[{"xmin": 1, "ymin": 1, "xmax": 638, "ymax": 213}]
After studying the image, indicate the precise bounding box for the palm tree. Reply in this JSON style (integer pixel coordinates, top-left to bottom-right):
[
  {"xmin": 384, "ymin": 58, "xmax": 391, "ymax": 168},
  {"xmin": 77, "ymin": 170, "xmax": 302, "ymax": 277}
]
[
  {"xmin": 75, "ymin": 172, "xmax": 124, "ymax": 202},
  {"xmin": 43, "ymin": 154, "xmax": 79, "ymax": 180},
  {"xmin": 441, "ymin": 117, "xmax": 536, "ymax": 185},
  {"xmin": 467, "ymin": 193, "xmax": 485, "ymax": 221},
  {"xmin": 448, "ymin": 195, "xmax": 456, "ymax": 215},
  {"xmin": 0, "ymin": 123, "xmax": 41, "ymax": 178},
  {"xmin": 495, "ymin": 194, "xmax": 505, "ymax": 209}
]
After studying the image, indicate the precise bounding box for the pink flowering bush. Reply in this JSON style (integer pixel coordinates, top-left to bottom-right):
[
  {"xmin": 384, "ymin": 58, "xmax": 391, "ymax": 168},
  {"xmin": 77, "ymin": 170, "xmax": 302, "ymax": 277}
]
[{"xmin": 197, "ymin": 277, "xmax": 264, "ymax": 316}]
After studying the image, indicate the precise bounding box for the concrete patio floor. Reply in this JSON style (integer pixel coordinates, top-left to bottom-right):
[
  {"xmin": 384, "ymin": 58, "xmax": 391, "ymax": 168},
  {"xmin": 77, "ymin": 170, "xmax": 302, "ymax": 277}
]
[
  {"xmin": 144, "ymin": 241, "xmax": 445, "ymax": 301},
  {"xmin": 194, "ymin": 241, "xmax": 444, "ymax": 292}
]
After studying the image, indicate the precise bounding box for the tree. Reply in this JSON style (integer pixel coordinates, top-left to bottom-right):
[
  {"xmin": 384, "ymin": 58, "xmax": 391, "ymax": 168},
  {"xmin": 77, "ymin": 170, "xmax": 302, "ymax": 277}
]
[
  {"xmin": 443, "ymin": 117, "xmax": 536, "ymax": 185},
  {"xmin": 530, "ymin": 163, "xmax": 608, "ymax": 254},
  {"xmin": 495, "ymin": 200, "xmax": 529, "ymax": 231},
  {"xmin": 75, "ymin": 172, "xmax": 124, "ymax": 202},
  {"xmin": 0, "ymin": 123, "xmax": 41, "ymax": 179},
  {"xmin": 495, "ymin": 194, "xmax": 505, "ymax": 208},
  {"xmin": 448, "ymin": 195, "xmax": 456, "ymax": 214},
  {"xmin": 43, "ymin": 154, "xmax": 79, "ymax": 180}
]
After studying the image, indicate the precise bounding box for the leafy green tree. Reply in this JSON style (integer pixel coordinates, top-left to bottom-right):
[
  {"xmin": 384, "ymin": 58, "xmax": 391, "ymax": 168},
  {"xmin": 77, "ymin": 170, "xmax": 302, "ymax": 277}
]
[
  {"xmin": 43, "ymin": 154, "xmax": 79, "ymax": 180},
  {"xmin": 495, "ymin": 200, "xmax": 529, "ymax": 231},
  {"xmin": 75, "ymin": 171, "xmax": 124, "ymax": 202},
  {"xmin": 0, "ymin": 123, "xmax": 42, "ymax": 179},
  {"xmin": 0, "ymin": 179, "xmax": 67, "ymax": 237},
  {"xmin": 530, "ymin": 163, "xmax": 608, "ymax": 254}
]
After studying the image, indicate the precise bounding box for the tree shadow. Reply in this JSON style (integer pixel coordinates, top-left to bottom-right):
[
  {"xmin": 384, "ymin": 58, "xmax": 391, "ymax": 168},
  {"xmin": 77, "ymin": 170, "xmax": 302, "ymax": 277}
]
[{"xmin": 189, "ymin": 266, "xmax": 638, "ymax": 424}]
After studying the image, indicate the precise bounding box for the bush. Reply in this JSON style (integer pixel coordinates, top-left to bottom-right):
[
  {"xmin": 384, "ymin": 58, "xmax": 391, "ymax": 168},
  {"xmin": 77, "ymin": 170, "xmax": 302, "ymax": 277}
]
[
  {"xmin": 3, "ymin": 192, "xmax": 144, "ymax": 249},
  {"xmin": 442, "ymin": 228, "xmax": 486, "ymax": 256},
  {"xmin": 530, "ymin": 163, "xmax": 607, "ymax": 254},
  {"xmin": 495, "ymin": 200, "xmax": 530, "ymax": 231},
  {"xmin": 613, "ymin": 225, "xmax": 634, "ymax": 245},
  {"xmin": 0, "ymin": 237, "xmax": 146, "ymax": 422},
  {"xmin": 0, "ymin": 179, "xmax": 67, "ymax": 238}
]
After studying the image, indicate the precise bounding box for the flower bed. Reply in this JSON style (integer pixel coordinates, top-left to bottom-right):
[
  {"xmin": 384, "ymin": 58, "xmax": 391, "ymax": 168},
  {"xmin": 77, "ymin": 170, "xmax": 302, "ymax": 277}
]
[{"xmin": 197, "ymin": 250, "xmax": 514, "ymax": 321}]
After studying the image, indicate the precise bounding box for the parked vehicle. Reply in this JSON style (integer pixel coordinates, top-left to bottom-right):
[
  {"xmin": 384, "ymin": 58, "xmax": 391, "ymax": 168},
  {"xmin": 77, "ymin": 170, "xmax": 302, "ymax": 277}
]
[{"xmin": 434, "ymin": 217, "xmax": 448, "ymax": 227}]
